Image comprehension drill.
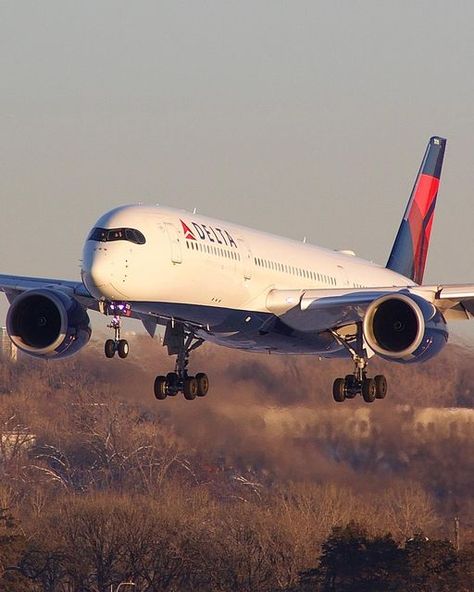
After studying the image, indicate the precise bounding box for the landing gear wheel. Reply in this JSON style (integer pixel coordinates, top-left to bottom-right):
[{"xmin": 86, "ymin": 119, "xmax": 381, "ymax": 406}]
[
  {"xmin": 374, "ymin": 375, "xmax": 387, "ymax": 399},
  {"xmin": 362, "ymin": 378, "xmax": 376, "ymax": 403},
  {"xmin": 344, "ymin": 375, "xmax": 358, "ymax": 399},
  {"xmin": 166, "ymin": 372, "xmax": 179, "ymax": 396},
  {"xmin": 183, "ymin": 377, "xmax": 198, "ymax": 400},
  {"xmin": 333, "ymin": 378, "xmax": 346, "ymax": 403},
  {"xmin": 105, "ymin": 339, "xmax": 116, "ymax": 358},
  {"xmin": 117, "ymin": 339, "xmax": 129, "ymax": 359},
  {"xmin": 196, "ymin": 373, "xmax": 209, "ymax": 397},
  {"xmin": 154, "ymin": 323, "xmax": 208, "ymax": 401},
  {"xmin": 154, "ymin": 376, "xmax": 168, "ymax": 400}
]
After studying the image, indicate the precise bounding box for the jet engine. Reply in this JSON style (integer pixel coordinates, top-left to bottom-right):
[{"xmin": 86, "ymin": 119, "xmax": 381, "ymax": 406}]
[
  {"xmin": 362, "ymin": 293, "xmax": 448, "ymax": 363},
  {"xmin": 6, "ymin": 289, "xmax": 91, "ymax": 359}
]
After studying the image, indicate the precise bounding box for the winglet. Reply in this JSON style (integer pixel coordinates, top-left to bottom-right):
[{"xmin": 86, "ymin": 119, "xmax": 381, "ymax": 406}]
[{"xmin": 386, "ymin": 136, "xmax": 446, "ymax": 284}]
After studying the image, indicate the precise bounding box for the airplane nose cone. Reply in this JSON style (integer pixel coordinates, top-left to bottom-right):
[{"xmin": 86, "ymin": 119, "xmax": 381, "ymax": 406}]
[
  {"xmin": 81, "ymin": 248, "xmax": 129, "ymax": 300},
  {"xmin": 82, "ymin": 260, "xmax": 111, "ymax": 293},
  {"xmin": 81, "ymin": 244, "xmax": 113, "ymax": 292}
]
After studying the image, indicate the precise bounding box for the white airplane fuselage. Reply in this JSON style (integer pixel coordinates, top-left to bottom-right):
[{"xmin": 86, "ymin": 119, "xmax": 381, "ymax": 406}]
[{"xmin": 81, "ymin": 205, "xmax": 412, "ymax": 355}]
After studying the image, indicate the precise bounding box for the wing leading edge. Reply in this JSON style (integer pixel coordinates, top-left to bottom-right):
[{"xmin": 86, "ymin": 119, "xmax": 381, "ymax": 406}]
[{"xmin": 0, "ymin": 274, "xmax": 96, "ymax": 308}]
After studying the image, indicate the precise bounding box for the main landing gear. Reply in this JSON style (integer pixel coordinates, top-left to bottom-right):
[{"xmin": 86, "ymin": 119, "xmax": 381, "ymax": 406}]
[
  {"xmin": 330, "ymin": 324, "xmax": 388, "ymax": 404},
  {"xmin": 103, "ymin": 304, "xmax": 130, "ymax": 359},
  {"xmin": 154, "ymin": 322, "xmax": 209, "ymax": 401}
]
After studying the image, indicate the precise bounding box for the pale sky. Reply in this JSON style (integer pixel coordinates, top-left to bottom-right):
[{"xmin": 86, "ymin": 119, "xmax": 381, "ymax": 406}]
[{"xmin": 1, "ymin": 1, "xmax": 474, "ymax": 340}]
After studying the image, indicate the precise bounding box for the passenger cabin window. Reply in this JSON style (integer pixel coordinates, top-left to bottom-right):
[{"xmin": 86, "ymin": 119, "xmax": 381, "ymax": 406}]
[{"xmin": 88, "ymin": 227, "xmax": 146, "ymax": 245}]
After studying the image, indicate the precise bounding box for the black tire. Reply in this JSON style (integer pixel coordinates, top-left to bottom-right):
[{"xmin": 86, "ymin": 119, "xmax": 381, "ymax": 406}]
[
  {"xmin": 154, "ymin": 376, "xmax": 168, "ymax": 400},
  {"xmin": 362, "ymin": 378, "xmax": 376, "ymax": 403},
  {"xmin": 196, "ymin": 372, "xmax": 209, "ymax": 397},
  {"xmin": 374, "ymin": 375, "xmax": 388, "ymax": 399},
  {"xmin": 183, "ymin": 377, "xmax": 198, "ymax": 400},
  {"xmin": 105, "ymin": 339, "xmax": 116, "ymax": 358},
  {"xmin": 117, "ymin": 339, "xmax": 129, "ymax": 359},
  {"xmin": 333, "ymin": 378, "xmax": 346, "ymax": 403},
  {"xmin": 344, "ymin": 374, "xmax": 357, "ymax": 399},
  {"xmin": 166, "ymin": 372, "xmax": 179, "ymax": 396}
]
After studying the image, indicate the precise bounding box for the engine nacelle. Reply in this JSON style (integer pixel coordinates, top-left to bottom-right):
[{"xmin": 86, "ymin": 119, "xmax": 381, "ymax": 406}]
[
  {"xmin": 363, "ymin": 293, "xmax": 448, "ymax": 364},
  {"xmin": 6, "ymin": 289, "xmax": 91, "ymax": 359}
]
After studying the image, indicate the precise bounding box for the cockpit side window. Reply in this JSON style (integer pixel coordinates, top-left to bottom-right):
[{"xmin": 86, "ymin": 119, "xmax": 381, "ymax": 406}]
[
  {"xmin": 88, "ymin": 227, "xmax": 146, "ymax": 245},
  {"xmin": 125, "ymin": 228, "xmax": 146, "ymax": 244}
]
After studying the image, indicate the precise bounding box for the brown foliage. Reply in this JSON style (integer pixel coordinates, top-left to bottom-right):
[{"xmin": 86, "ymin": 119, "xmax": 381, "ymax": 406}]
[{"xmin": 0, "ymin": 337, "xmax": 472, "ymax": 590}]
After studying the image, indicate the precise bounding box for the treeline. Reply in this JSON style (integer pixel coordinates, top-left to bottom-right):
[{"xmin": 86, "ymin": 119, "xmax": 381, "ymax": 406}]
[
  {"xmin": 1, "ymin": 497, "xmax": 473, "ymax": 591},
  {"xmin": 0, "ymin": 339, "xmax": 472, "ymax": 590},
  {"xmin": 299, "ymin": 523, "xmax": 474, "ymax": 591}
]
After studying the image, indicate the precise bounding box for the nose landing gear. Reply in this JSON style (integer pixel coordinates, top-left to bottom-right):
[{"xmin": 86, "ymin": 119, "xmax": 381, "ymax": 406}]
[
  {"xmin": 103, "ymin": 302, "xmax": 130, "ymax": 359},
  {"xmin": 154, "ymin": 322, "xmax": 209, "ymax": 401}
]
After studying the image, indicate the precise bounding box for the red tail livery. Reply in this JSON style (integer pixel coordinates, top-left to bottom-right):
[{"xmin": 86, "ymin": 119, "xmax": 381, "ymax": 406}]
[{"xmin": 386, "ymin": 136, "xmax": 446, "ymax": 284}]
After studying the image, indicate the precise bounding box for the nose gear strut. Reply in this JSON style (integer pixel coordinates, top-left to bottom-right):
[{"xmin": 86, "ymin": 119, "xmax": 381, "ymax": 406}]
[
  {"xmin": 103, "ymin": 301, "xmax": 130, "ymax": 359},
  {"xmin": 330, "ymin": 323, "xmax": 387, "ymax": 403},
  {"xmin": 154, "ymin": 321, "xmax": 209, "ymax": 400}
]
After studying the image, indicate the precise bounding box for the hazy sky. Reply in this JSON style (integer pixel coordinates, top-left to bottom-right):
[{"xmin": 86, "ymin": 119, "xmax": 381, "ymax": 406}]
[{"xmin": 1, "ymin": 1, "xmax": 474, "ymax": 339}]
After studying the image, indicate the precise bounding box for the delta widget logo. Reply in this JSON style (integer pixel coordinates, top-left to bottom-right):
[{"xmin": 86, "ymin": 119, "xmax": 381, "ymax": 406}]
[
  {"xmin": 180, "ymin": 220, "xmax": 196, "ymax": 240},
  {"xmin": 179, "ymin": 219, "xmax": 238, "ymax": 248}
]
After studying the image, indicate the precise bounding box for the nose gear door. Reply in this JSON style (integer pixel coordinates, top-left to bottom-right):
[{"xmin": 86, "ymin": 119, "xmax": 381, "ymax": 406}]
[{"xmin": 164, "ymin": 222, "xmax": 183, "ymax": 264}]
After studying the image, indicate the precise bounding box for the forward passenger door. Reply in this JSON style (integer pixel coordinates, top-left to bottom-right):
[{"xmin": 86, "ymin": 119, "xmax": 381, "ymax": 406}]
[{"xmin": 164, "ymin": 222, "xmax": 182, "ymax": 264}]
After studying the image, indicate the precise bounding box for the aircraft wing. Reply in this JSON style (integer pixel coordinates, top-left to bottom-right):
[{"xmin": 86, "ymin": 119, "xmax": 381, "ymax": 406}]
[
  {"xmin": 266, "ymin": 283, "xmax": 474, "ymax": 332},
  {"xmin": 266, "ymin": 287, "xmax": 406, "ymax": 332},
  {"xmin": 429, "ymin": 284, "xmax": 474, "ymax": 319},
  {"xmin": 0, "ymin": 274, "xmax": 98, "ymax": 310}
]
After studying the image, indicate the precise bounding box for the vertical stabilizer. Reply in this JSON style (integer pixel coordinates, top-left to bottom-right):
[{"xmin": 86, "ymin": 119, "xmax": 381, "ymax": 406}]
[{"xmin": 386, "ymin": 136, "xmax": 446, "ymax": 284}]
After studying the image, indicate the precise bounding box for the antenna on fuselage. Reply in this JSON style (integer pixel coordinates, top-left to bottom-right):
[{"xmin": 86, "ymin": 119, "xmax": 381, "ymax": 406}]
[{"xmin": 193, "ymin": 207, "xmax": 197, "ymax": 214}]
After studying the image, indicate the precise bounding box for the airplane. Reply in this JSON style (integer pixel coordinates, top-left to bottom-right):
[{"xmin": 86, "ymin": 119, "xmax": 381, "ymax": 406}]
[{"xmin": 1, "ymin": 136, "xmax": 473, "ymax": 403}]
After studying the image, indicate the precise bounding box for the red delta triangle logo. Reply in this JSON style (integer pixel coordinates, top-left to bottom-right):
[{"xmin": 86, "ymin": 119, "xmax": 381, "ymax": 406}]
[
  {"xmin": 180, "ymin": 219, "xmax": 196, "ymax": 240},
  {"xmin": 179, "ymin": 218, "xmax": 238, "ymax": 248}
]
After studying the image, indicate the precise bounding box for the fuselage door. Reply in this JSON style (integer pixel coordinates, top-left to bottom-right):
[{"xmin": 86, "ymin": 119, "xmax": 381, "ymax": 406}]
[
  {"xmin": 164, "ymin": 222, "xmax": 182, "ymax": 264},
  {"xmin": 237, "ymin": 238, "xmax": 253, "ymax": 280},
  {"xmin": 337, "ymin": 264, "xmax": 350, "ymax": 287}
]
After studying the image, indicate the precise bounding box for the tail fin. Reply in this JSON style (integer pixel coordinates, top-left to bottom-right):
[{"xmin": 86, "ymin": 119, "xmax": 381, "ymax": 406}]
[{"xmin": 386, "ymin": 136, "xmax": 446, "ymax": 284}]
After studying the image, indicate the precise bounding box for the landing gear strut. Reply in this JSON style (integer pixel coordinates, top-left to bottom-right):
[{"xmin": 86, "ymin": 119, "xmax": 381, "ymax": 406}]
[
  {"xmin": 103, "ymin": 303, "xmax": 130, "ymax": 359},
  {"xmin": 154, "ymin": 322, "xmax": 209, "ymax": 401},
  {"xmin": 330, "ymin": 324, "xmax": 387, "ymax": 404}
]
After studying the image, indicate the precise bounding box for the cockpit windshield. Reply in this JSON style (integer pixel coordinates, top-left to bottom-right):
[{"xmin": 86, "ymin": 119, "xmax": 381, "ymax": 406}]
[{"xmin": 88, "ymin": 227, "xmax": 146, "ymax": 245}]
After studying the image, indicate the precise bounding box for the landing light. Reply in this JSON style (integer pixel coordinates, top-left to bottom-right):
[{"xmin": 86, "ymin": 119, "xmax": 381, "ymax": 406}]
[{"xmin": 107, "ymin": 302, "xmax": 132, "ymax": 317}]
